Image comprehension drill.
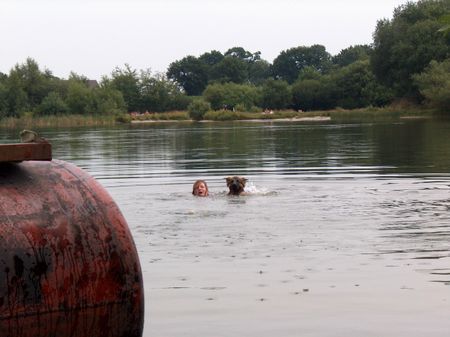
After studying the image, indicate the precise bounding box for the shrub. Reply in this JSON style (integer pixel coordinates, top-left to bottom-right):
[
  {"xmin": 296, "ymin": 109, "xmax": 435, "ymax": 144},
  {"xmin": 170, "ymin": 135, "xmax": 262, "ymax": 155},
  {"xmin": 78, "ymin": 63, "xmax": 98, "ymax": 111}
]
[
  {"xmin": 188, "ymin": 99, "xmax": 211, "ymax": 120},
  {"xmin": 261, "ymin": 79, "xmax": 292, "ymax": 109},
  {"xmin": 115, "ymin": 113, "xmax": 132, "ymax": 123},
  {"xmin": 203, "ymin": 109, "xmax": 241, "ymax": 121},
  {"xmin": 202, "ymin": 82, "xmax": 260, "ymax": 110},
  {"xmin": 291, "ymin": 79, "xmax": 327, "ymax": 111},
  {"xmin": 248, "ymin": 106, "xmax": 262, "ymax": 113},
  {"xmin": 66, "ymin": 81, "xmax": 93, "ymax": 114},
  {"xmin": 36, "ymin": 91, "xmax": 68, "ymax": 115},
  {"xmin": 413, "ymin": 59, "xmax": 450, "ymax": 112},
  {"xmin": 91, "ymin": 87, "xmax": 126, "ymax": 114},
  {"xmin": 234, "ymin": 103, "xmax": 247, "ymax": 112}
]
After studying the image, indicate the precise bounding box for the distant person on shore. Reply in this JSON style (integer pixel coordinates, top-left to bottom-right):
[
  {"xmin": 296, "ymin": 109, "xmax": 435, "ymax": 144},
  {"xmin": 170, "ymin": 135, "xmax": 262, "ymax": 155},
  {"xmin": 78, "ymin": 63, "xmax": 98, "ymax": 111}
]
[{"xmin": 192, "ymin": 180, "xmax": 209, "ymax": 197}]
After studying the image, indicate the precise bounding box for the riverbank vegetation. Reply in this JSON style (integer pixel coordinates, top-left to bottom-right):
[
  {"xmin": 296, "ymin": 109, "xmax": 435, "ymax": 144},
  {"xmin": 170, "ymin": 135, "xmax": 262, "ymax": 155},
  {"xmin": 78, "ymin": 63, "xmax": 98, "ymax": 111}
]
[
  {"xmin": 0, "ymin": 0, "xmax": 448, "ymax": 127},
  {"xmin": 0, "ymin": 114, "xmax": 118, "ymax": 129}
]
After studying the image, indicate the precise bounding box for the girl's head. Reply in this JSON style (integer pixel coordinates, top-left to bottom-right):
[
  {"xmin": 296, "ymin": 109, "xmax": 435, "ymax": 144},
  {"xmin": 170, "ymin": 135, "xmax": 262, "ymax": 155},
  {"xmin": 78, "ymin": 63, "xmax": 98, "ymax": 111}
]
[{"xmin": 192, "ymin": 180, "xmax": 209, "ymax": 197}]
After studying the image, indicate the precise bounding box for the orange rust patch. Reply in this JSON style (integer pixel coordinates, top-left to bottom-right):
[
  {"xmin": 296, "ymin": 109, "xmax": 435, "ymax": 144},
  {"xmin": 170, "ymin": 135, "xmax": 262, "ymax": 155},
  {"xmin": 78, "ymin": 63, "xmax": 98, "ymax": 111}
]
[{"xmin": 0, "ymin": 143, "xmax": 52, "ymax": 162}]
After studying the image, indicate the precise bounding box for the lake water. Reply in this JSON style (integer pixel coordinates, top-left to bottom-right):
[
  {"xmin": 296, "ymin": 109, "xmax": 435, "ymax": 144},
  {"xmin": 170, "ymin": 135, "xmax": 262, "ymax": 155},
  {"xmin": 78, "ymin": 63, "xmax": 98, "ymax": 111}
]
[{"xmin": 1, "ymin": 118, "xmax": 450, "ymax": 336}]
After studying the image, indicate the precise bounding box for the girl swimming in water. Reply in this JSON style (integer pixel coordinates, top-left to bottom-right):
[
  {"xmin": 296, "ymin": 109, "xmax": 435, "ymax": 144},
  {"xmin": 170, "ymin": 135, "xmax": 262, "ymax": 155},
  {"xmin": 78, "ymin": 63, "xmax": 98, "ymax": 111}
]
[{"xmin": 192, "ymin": 180, "xmax": 209, "ymax": 197}]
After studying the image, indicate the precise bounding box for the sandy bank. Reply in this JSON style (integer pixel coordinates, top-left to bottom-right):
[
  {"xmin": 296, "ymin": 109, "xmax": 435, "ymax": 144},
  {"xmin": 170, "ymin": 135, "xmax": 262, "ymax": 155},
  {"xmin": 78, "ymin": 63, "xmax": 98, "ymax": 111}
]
[{"xmin": 130, "ymin": 116, "xmax": 331, "ymax": 124}]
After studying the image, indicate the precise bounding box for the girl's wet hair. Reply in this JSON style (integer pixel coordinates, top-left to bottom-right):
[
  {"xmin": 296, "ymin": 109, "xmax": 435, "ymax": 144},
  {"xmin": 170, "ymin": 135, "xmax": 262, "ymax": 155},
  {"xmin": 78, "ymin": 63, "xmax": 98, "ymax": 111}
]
[{"xmin": 192, "ymin": 180, "xmax": 209, "ymax": 196}]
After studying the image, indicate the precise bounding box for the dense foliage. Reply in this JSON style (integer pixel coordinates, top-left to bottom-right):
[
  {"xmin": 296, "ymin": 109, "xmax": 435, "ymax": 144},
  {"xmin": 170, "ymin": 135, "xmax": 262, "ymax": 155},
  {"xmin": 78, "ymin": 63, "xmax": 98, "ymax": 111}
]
[
  {"xmin": 371, "ymin": 0, "xmax": 450, "ymax": 99},
  {"xmin": 413, "ymin": 58, "xmax": 450, "ymax": 110},
  {"xmin": 202, "ymin": 82, "xmax": 260, "ymax": 110},
  {"xmin": 187, "ymin": 98, "xmax": 211, "ymax": 120},
  {"xmin": 0, "ymin": 0, "xmax": 448, "ymax": 120},
  {"xmin": 0, "ymin": 59, "xmax": 127, "ymax": 119},
  {"xmin": 272, "ymin": 45, "xmax": 332, "ymax": 84},
  {"xmin": 0, "ymin": 61, "xmax": 190, "ymax": 119}
]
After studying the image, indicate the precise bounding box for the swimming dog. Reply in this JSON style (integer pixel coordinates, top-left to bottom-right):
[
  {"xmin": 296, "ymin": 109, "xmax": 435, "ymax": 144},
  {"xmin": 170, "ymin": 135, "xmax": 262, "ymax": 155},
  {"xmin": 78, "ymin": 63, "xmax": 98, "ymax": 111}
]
[{"xmin": 225, "ymin": 176, "xmax": 247, "ymax": 195}]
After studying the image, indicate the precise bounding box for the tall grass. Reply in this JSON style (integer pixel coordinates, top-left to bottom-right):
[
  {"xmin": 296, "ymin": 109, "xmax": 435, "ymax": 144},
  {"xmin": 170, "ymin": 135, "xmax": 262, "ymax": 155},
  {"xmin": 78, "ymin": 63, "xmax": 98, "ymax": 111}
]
[
  {"xmin": 203, "ymin": 109, "xmax": 303, "ymax": 121},
  {"xmin": 0, "ymin": 106, "xmax": 438, "ymax": 129},
  {"xmin": 131, "ymin": 111, "xmax": 189, "ymax": 121},
  {"xmin": 324, "ymin": 106, "xmax": 435, "ymax": 121},
  {"xmin": 0, "ymin": 114, "xmax": 117, "ymax": 129}
]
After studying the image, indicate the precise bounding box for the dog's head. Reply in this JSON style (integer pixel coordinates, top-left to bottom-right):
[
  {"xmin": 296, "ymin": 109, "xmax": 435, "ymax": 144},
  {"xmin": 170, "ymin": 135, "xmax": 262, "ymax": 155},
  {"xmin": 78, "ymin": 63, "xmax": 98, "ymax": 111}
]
[{"xmin": 225, "ymin": 176, "xmax": 247, "ymax": 195}]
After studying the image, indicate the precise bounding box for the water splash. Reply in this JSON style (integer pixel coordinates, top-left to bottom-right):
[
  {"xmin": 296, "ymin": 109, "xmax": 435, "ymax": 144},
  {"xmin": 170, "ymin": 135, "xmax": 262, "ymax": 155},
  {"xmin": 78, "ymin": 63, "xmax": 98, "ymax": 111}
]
[{"xmin": 244, "ymin": 181, "xmax": 276, "ymax": 196}]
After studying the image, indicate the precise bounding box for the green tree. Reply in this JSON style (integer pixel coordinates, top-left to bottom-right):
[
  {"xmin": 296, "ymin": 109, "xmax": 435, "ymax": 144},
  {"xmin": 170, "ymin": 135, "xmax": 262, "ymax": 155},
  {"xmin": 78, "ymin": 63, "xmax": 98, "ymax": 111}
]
[
  {"xmin": 36, "ymin": 91, "xmax": 68, "ymax": 115},
  {"xmin": 413, "ymin": 58, "xmax": 450, "ymax": 111},
  {"xmin": 291, "ymin": 79, "xmax": 332, "ymax": 111},
  {"xmin": 331, "ymin": 60, "xmax": 393, "ymax": 109},
  {"xmin": 5, "ymin": 71, "xmax": 28, "ymax": 116},
  {"xmin": 213, "ymin": 47, "xmax": 270, "ymax": 84},
  {"xmin": 332, "ymin": 45, "xmax": 372, "ymax": 68},
  {"xmin": 210, "ymin": 57, "xmax": 248, "ymax": 84},
  {"xmin": 292, "ymin": 60, "xmax": 393, "ymax": 111},
  {"xmin": 438, "ymin": 13, "xmax": 450, "ymax": 36},
  {"xmin": 261, "ymin": 79, "xmax": 292, "ymax": 110},
  {"xmin": 0, "ymin": 81, "xmax": 8, "ymax": 118},
  {"xmin": 272, "ymin": 45, "xmax": 332, "ymax": 83},
  {"xmin": 91, "ymin": 86, "xmax": 126, "ymax": 114},
  {"xmin": 297, "ymin": 66, "xmax": 322, "ymax": 81},
  {"xmin": 199, "ymin": 50, "xmax": 224, "ymax": 67},
  {"xmin": 188, "ymin": 98, "xmax": 211, "ymax": 120},
  {"xmin": 167, "ymin": 56, "xmax": 208, "ymax": 95},
  {"xmin": 68, "ymin": 71, "xmax": 89, "ymax": 83},
  {"xmin": 224, "ymin": 47, "xmax": 261, "ymax": 63},
  {"xmin": 66, "ymin": 80, "xmax": 93, "ymax": 114},
  {"xmin": 9, "ymin": 58, "xmax": 54, "ymax": 110},
  {"xmin": 106, "ymin": 64, "xmax": 141, "ymax": 111},
  {"xmin": 371, "ymin": 0, "xmax": 450, "ymax": 98},
  {"xmin": 203, "ymin": 82, "xmax": 260, "ymax": 110},
  {"xmin": 139, "ymin": 70, "xmax": 189, "ymax": 112},
  {"xmin": 2, "ymin": 58, "xmax": 58, "ymax": 115},
  {"xmin": 248, "ymin": 59, "xmax": 271, "ymax": 85}
]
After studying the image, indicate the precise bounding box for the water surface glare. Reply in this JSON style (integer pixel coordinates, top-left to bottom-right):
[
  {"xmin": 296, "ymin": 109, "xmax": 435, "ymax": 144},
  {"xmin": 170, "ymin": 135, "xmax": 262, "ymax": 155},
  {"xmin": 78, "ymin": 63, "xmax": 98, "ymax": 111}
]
[{"xmin": 2, "ymin": 119, "xmax": 450, "ymax": 336}]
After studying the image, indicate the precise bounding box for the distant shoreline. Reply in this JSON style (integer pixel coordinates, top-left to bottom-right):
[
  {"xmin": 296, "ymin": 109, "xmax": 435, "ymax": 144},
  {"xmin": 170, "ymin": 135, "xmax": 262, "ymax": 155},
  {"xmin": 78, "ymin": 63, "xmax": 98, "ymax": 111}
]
[
  {"xmin": 0, "ymin": 107, "xmax": 441, "ymax": 129},
  {"xmin": 131, "ymin": 116, "xmax": 333, "ymax": 124}
]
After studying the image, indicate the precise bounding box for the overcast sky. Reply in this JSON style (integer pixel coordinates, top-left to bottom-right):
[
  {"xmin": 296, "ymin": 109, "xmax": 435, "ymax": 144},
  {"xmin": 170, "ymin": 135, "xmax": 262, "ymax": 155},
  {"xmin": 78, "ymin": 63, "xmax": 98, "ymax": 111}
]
[{"xmin": 1, "ymin": 0, "xmax": 413, "ymax": 80}]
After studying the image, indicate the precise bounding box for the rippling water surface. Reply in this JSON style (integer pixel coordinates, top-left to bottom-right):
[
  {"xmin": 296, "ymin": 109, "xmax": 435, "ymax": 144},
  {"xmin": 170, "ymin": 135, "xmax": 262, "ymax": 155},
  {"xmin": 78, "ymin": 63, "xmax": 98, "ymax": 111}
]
[{"xmin": 2, "ymin": 119, "xmax": 450, "ymax": 336}]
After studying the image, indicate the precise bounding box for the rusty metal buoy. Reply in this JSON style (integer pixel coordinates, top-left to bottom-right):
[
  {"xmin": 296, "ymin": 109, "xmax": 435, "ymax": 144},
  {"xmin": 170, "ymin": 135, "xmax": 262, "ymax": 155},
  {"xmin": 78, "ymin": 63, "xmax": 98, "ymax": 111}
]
[{"xmin": 0, "ymin": 143, "xmax": 144, "ymax": 337}]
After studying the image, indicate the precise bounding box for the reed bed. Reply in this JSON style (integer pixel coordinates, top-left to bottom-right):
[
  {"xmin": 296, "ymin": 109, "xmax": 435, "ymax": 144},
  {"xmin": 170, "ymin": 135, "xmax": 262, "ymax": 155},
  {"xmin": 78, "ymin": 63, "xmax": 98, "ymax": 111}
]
[
  {"xmin": 0, "ymin": 107, "xmax": 437, "ymax": 129},
  {"xmin": 0, "ymin": 115, "xmax": 117, "ymax": 129}
]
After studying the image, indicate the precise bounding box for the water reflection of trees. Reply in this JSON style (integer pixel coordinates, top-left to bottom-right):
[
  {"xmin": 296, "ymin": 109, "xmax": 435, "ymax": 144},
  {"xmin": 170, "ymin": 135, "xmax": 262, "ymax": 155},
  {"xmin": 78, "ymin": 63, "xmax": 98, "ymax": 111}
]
[
  {"xmin": 31, "ymin": 119, "xmax": 450, "ymax": 177},
  {"xmin": 365, "ymin": 119, "xmax": 450, "ymax": 174},
  {"xmin": 167, "ymin": 122, "xmax": 377, "ymax": 173}
]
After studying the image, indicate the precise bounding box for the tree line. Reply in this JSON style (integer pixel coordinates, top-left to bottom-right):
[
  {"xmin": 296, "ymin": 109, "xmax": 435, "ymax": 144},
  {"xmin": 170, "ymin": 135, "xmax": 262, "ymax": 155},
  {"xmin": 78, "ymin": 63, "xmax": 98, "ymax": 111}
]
[{"xmin": 0, "ymin": 0, "xmax": 448, "ymax": 120}]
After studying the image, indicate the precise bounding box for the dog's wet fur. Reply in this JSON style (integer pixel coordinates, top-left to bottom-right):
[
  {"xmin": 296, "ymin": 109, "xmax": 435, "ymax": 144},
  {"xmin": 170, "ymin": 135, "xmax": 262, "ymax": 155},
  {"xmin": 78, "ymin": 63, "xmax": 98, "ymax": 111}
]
[{"xmin": 225, "ymin": 176, "xmax": 247, "ymax": 195}]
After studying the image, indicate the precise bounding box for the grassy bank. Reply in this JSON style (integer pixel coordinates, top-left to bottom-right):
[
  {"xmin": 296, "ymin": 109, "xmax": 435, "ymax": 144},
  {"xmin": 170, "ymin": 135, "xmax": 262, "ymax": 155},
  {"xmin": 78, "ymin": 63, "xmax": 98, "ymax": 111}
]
[
  {"xmin": 0, "ymin": 106, "xmax": 441, "ymax": 129},
  {"xmin": 131, "ymin": 106, "xmax": 437, "ymax": 123},
  {"xmin": 0, "ymin": 114, "xmax": 118, "ymax": 129},
  {"xmin": 311, "ymin": 106, "xmax": 436, "ymax": 121}
]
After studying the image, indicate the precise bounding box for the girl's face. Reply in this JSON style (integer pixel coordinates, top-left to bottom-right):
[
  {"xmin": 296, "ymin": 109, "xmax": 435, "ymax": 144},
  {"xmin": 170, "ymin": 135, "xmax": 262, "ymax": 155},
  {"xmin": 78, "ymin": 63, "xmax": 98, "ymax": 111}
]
[{"xmin": 196, "ymin": 182, "xmax": 208, "ymax": 196}]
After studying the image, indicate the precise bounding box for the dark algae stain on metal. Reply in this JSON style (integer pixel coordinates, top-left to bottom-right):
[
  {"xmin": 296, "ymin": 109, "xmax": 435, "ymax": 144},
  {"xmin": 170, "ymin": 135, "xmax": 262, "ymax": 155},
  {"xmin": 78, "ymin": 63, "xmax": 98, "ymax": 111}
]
[{"xmin": 0, "ymin": 158, "xmax": 144, "ymax": 337}]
